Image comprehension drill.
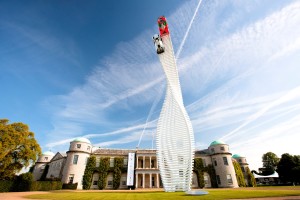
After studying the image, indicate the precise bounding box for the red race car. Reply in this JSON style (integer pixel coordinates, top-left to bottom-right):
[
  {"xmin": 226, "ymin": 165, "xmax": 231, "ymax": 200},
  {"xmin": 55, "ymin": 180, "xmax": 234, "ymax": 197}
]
[{"xmin": 158, "ymin": 16, "xmax": 169, "ymax": 36}]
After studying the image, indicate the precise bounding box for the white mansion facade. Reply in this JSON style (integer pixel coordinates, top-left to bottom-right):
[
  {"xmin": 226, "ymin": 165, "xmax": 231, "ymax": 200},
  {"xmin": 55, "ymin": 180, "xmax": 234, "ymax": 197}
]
[{"xmin": 32, "ymin": 138, "xmax": 250, "ymax": 189}]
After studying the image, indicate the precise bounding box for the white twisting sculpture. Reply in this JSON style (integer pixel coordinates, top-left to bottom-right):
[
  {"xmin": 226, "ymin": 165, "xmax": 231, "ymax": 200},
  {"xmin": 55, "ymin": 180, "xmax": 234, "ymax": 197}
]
[{"xmin": 155, "ymin": 16, "xmax": 195, "ymax": 192}]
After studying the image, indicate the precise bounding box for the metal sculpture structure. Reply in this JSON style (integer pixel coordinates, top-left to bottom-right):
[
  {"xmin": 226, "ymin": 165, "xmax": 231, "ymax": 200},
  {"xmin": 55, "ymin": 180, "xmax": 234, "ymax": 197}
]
[{"xmin": 154, "ymin": 16, "xmax": 195, "ymax": 192}]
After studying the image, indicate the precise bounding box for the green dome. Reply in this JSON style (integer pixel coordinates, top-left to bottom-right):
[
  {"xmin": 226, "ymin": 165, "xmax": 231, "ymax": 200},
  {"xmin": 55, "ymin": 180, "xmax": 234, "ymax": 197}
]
[
  {"xmin": 210, "ymin": 140, "xmax": 226, "ymax": 146},
  {"xmin": 232, "ymin": 154, "xmax": 244, "ymax": 158},
  {"xmin": 72, "ymin": 137, "xmax": 91, "ymax": 144},
  {"xmin": 42, "ymin": 151, "xmax": 54, "ymax": 156}
]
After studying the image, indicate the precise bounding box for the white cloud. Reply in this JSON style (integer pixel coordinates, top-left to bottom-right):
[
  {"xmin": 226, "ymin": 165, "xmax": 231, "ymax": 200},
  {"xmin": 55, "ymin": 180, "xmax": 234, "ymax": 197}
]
[{"xmin": 44, "ymin": 0, "xmax": 300, "ymax": 170}]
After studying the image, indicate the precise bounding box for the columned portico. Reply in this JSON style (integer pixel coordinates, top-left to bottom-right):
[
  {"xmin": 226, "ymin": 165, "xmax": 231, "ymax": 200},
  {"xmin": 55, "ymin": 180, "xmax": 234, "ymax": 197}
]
[{"xmin": 135, "ymin": 150, "xmax": 161, "ymax": 189}]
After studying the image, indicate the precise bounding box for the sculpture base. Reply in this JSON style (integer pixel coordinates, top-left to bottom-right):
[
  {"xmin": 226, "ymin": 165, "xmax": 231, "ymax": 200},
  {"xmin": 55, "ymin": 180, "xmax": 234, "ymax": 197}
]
[{"xmin": 185, "ymin": 190, "xmax": 209, "ymax": 196}]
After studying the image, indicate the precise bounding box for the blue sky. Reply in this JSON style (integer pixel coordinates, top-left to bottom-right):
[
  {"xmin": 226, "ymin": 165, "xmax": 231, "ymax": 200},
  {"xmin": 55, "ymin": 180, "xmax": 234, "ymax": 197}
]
[{"xmin": 1, "ymin": 0, "xmax": 300, "ymax": 171}]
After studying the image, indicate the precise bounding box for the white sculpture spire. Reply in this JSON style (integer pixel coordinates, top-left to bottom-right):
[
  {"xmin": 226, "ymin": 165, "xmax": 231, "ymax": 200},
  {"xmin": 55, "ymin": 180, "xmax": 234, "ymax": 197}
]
[{"xmin": 154, "ymin": 16, "xmax": 195, "ymax": 192}]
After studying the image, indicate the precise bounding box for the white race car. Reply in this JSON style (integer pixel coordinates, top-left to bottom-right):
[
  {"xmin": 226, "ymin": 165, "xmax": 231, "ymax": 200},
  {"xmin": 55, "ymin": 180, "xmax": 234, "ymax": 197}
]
[{"xmin": 152, "ymin": 34, "xmax": 165, "ymax": 54}]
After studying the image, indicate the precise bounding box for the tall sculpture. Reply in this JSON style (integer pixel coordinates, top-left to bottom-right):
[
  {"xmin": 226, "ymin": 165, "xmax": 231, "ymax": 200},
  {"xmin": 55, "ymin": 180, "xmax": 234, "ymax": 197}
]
[{"xmin": 154, "ymin": 16, "xmax": 195, "ymax": 192}]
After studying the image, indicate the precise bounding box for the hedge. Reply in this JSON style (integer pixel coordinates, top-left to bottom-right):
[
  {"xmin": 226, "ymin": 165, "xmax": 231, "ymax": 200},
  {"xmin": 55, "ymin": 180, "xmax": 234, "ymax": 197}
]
[
  {"xmin": 0, "ymin": 180, "xmax": 14, "ymax": 192},
  {"xmin": 62, "ymin": 183, "xmax": 78, "ymax": 190},
  {"xmin": 0, "ymin": 180, "xmax": 62, "ymax": 192},
  {"xmin": 31, "ymin": 181, "xmax": 62, "ymax": 191}
]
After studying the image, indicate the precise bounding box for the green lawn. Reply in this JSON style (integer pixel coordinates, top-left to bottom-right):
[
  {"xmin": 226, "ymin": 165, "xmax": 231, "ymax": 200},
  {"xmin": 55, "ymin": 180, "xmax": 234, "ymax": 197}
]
[{"xmin": 26, "ymin": 186, "xmax": 300, "ymax": 200}]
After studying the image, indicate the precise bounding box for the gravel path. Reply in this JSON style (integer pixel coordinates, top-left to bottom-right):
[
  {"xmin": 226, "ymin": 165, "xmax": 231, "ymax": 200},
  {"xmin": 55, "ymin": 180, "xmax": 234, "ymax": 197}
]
[{"xmin": 0, "ymin": 191, "xmax": 49, "ymax": 200}]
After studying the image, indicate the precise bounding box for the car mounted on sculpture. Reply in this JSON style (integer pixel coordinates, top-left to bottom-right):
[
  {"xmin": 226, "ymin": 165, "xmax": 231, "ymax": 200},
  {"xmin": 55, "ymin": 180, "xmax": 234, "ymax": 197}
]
[
  {"xmin": 157, "ymin": 16, "xmax": 169, "ymax": 36},
  {"xmin": 153, "ymin": 34, "xmax": 165, "ymax": 54}
]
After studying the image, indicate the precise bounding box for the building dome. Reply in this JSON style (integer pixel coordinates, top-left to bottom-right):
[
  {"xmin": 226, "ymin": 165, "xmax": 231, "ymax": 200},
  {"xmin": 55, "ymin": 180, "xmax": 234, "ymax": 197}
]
[
  {"xmin": 232, "ymin": 154, "xmax": 244, "ymax": 159},
  {"xmin": 209, "ymin": 140, "xmax": 226, "ymax": 146},
  {"xmin": 42, "ymin": 151, "xmax": 55, "ymax": 156},
  {"xmin": 72, "ymin": 137, "xmax": 91, "ymax": 144}
]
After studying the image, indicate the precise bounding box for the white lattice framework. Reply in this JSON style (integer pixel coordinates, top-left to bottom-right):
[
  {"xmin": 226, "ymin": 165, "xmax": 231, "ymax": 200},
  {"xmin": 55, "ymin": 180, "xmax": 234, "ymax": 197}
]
[{"xmin": 156, "ymin": 34, "xmax": 195, "ymax": 192}]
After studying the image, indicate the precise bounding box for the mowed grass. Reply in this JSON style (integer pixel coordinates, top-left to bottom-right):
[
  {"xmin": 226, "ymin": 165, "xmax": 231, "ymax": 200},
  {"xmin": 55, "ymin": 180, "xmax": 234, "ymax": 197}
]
[{"xmin": 26, "ymin": 186, "xmax": 300, "ymax": 200}]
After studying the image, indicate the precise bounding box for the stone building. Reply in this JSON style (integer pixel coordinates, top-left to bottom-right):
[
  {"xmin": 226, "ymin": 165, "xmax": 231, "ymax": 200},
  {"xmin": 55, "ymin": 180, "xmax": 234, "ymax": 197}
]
[{"xmin": 32, "ymin": 138, "xmax": 249, "ymax": 189}]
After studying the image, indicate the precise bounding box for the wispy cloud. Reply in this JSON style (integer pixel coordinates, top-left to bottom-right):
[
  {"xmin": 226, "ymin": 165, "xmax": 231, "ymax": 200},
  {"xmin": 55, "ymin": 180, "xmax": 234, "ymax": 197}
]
[
  {"xmin": 44, "ymin": 0, "xmax": 300, "ymax": 159},
  {"xmin": 220, "ymin": 85, "xmax": 300, "ymax": 141}
]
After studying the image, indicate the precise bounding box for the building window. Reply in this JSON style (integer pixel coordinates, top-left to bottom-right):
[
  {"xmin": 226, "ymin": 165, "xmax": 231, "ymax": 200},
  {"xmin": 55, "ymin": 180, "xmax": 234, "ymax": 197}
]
[
  {"xmin": 40, "ymin": 164, "xmax": 45, "ymax": 173},
  {"xmin": 213, "ymin": 158, "xmax": 217, "ymax": 166},
  {"xmin": 124, "ymin": 158, "xmax": 128, "ymax": 166},
  {"xmin": 220, "ymin": 146, "xmax": 225, "ymax": 151},
  {"xmin": 96, "ymin": 157, "xmax": 100, "ymax": 167},
  {"xmin": 120, "ymin": 175, "xmax": 127, "ymax": 186},
  {"xmin": 44, "ymin": 157, "xmax": 48, "ymax": 161},
  {"xmin": 151, "ymin": 160, "xmax": 155, "ymax": 168},
  {"xmin": 140, "ymin": 160, "xmax": 144, "ymax": 168},
  {"xmin": 73, "ymin": 155, "xmax": 79, "ymax": 164},
  {"xmin": 152, "ymin": 176, "xmax": 155, "ymax": 187},
  {"xmin": 87, "ymin": 146, "xmax": 90, "ymax": 151},
  {"xmin": 204, "ymin": 175, "xmax": 209, "ymax": 184},
  {"xmin": 93, "ymin": 181, "xmax": 98, "ymax": 185},
  {"xmin": 227, "ymin": 174, "xmax": 233, "ymax": 184},
  {"xmin": 108, "ymin": 181, "xmax": 113, "ymax": 186},
  {"xmin": 211, "ymin": 148, "xmax": 215, "ymax": 153},
  {"xmin": 239, "ymin": 159, "xmax": 242, "ymax": 163},
  {"xmin": 223, "ymin": 157, "xmax": 228, "ymax": 165},
  {"xmin": 202, "ymin": 158, "xmax": 206, "ymax": 167},
  {"xmin": 110, "ymin": 157, "xmax": 114, "ymax": 167},
  {"xmin": 216, "ymin": 175, "xmax": 221, "ymax": 185},
  {"xmin": 68, "ymin": 174, "xmax": 74, "ymax": 184}
]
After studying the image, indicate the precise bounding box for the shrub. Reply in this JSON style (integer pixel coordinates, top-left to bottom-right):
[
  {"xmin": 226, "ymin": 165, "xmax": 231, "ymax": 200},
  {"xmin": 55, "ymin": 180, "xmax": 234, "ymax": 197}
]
[
  {"xmin": 207, "ymin": 164, "xmax": 218, "ymax": 188},
  {"xmin": 62, "ymin": 183, "xmax": 78, "ymax": 190},
  {"xmin": 246, "ymin": 167, "xmax": 257, "ymax": 187},
  {"xmin": 83, "ymin": 156, "xmax": 96, "ymax": 190},
  {"xmin": 113, "ymin": 157, "xmax": 124, "ymax": 189},
  {"xmin": 194, "ymin": 158, "xmax": 205, "ymax": 188},
  {"xmin": 233, "ymin": 160, "xmax": 246, "ymax": 187},
  {"xmin": 14, "ymin": 172, "xmax": 33, "ymax": 191},
  {"xmin": 31, "ymin": 181, "xmax": 62, "ymax": 191},
  {"xmin": 0, "ymin": 180, "xmax": 14, "ymax": 192},
  {"xmin": 98, "ymin": 157, "xmax": 110, "ymax": 190}
]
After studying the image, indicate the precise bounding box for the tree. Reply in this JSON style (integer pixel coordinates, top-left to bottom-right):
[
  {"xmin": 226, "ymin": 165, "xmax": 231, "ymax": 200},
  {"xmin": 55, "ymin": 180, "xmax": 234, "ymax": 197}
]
[
  {"xmin": 232, "ymin": 160, "xmax": 246, "ymax": 187},
  {"xmin": 194, "ymin": 158, "xmax": 205, "ymax": 188},
  {"xmin": 83, "ymin": 156, "xmax": 96, "ymax": 189},
  {"xmin": 0, "ymin": 119, "xmax": 41, "ymax": 180},
  {"xmin": 277, "ymin": 153, "xmax": 300, "ymax": 184},
  {"xmin": 261, "ymin": 152, "xmax": 279, "ymax": 175},
  {"xmin": 245, "ymin": 167, "xmax": 256, "ymax": 187}
]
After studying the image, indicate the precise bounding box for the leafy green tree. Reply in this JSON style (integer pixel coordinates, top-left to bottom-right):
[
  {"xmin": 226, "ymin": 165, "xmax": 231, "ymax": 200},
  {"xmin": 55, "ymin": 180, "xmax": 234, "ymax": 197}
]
[
  {"xmin": 113, "ymin": 157, "xmax": 123, "ymax": 189},
  {"xmin": 83, "ymin": 156, "xmax": 96, "ymax": 189},
  {"xmin": 277, "ymin": 153, "xmax": 300, "ymax": 184},
  {"xmin": 98, "ymin": 157, "xmax": 110, "ymax": 190},
  {"xmin": 0, "ymin": 119, "xmax": 41, "ymax": 180},
  {"xmin": 261, "ymin": 152, "xmax": 279, "ymax": 175},
  {"xmin": 232, "ymin": 160, "xmax": 246, "ymax": 187},
  {"xmin": 292, "ymin": 166, "xmax": 300, "ymax": 184},
  {"xmin": 206, "ymin": 164, "xmax": 218, "ymax": 188},
  {"xmin": 193, "ymin": 158, "xmax": 205, "ymax": 188},
  {"xmin": 245, "ymin": 167, "xmax": 256, "ymax": 187}
]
